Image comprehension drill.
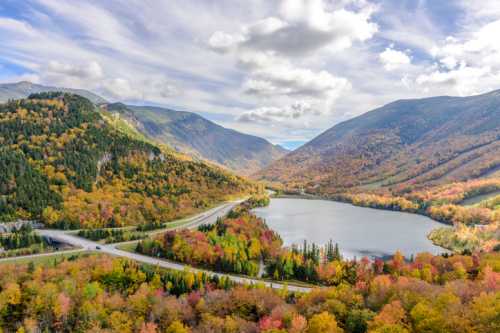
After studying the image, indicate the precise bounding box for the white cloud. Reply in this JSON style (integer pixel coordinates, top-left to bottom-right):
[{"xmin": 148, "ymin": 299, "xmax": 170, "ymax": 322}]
[
  {"xmin": 1, "ymin": 0, "xmax": 500, "ymax": 146},
  {"xmin": 208, "ymin": 0, "xmax": 372, "ymax": 124},
  {"xmin": 210, "ymin": 0, "xmax": 378, "ymax": 57},
  {"xmin": 439, "ymin": 56, "xmax": 459, "ymax": 70},
  {"xmin": 416, "ymin": 64, "xmax": 492, "ymax": 96},
  {"xmin": 102, "ymin": 78, "xmax": 140, "ymax": 99},
  {"xmin": 238, "ymin": 101, "xmax": 319, "ymax": 123},
  {"xmin": 47, "ymin": 61, "xmax": 103, "ymax": 80},
  {"xmin": 418, "ymin": 17, "xmax": 500, "ymax": 96},
  {"xmin": 458, "ymin": 0, "xmax": 500, "ymax": 20},
  {"xmin": 379, "ymin": 46, "xmax": 411, "ymax": 71},
  {"xmin": 0, "ymin": 18, "xmax": 38, "ymax": 37},
  {"xmin": 431, "ymin": 20, "xmax": 500, "ymax": 62},
  {"xmin": 241, "ymin": 53, "xmax": 350, "ymax": 99},
  {"xmin": 102, "ymin": 76, "xmax": 180, "ymax": 101},
  {"xmin": 236, "ymin": 51, "xmax": 351, "ymax": 121},
  {"xmin": 208, "ymin": 31, "xmax": 244, "ymax": 53}
]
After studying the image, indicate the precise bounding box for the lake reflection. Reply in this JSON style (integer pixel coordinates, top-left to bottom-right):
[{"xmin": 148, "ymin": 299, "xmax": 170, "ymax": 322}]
[{"xmin": 253, "ymin": 198, "xmax": 448, "ymax": 259}]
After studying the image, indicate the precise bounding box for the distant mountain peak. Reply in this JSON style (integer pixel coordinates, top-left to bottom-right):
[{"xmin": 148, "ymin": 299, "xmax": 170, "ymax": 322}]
[
  {"xmin": 16, "ymin": 80, "xmax": 34, "ymax": 87},
  {"xmin": 0, "ymin": 81, "xmax": 107, "ymax": 104}
]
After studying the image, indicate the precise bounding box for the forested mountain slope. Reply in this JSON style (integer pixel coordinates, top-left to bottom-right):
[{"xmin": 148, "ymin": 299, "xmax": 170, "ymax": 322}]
[
  {"xmin": 258, "ymin": 89, "xmax": 500, "ymax": 194},
  {"xmin": 0, "ymin": 81, "xmax": 107, "ymax": 104},
  {"xmin": 0, "ymin": 93, "xmax": 255, "ymax": 228},
  {"xmin": 104, "ymin": 103, "xmax": 288, "ymax": 175}
]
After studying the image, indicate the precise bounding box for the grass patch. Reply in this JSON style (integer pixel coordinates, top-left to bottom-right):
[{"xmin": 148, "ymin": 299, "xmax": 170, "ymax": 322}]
[
  {"xmin": 115, "ymin": 242, "xmax": 139, "ymax": 252},
  {"xmin": 0, "ymin": 249, "xmax": 89, "ymax": 266}
]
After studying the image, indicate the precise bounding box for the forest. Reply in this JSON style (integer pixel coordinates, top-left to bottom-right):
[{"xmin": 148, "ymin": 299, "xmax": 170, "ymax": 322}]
[
  {"xmin": 77, "ymin": 228, "xmax": 146, "ymax": 244},
  {"xmin": 137, "ymin": 197, "xmax": 282, "ymax": 277},
  {"xmin": 0, "ymin": 251, "xmax": 498, "ymax": 332},
  {"xmin": 0, "ymin": 93, "xmax": 255, "ymax": 229},
  {"xmin": 0, "ymin": 225, "xmax": 55, "ymax": 258},
  {"xmin": 133, "ymin": 198, "xmax": 495, "ymax": 287},
  {"xmin": 0, "ymin": 93, "xmax": 498, "ymax": 332}
]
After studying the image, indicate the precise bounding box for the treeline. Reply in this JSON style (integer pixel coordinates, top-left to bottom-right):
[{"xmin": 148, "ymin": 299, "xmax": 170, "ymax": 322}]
[
  {"xmin": 0, "ymin": 93, "xmax": 255, "ymax": 228},
  {"xmin": 330, "ymin": 179, "xmax": 500, "ymax": 252},
  {"xmin": 136, "ymin": 221, "xmax": 165, "ymax": 232},
  {"xmin": 332, "ymin": 185, "xmax": 499, "ymax": 226},
  {"xmin": 0, "ymin": 231, "xmax": 45, "ymax": 250},
  {"xmin": 428, "ymin": 223, "xmax": 500, "ymax": 254},
  {"xmin": 266, "ymin": 240, "xmax": 346, "ymax": 284},
  {"xmin": 134, "ymin": 200, "xmax": 495, "ymax": 288},
  {"xmin": 408, "ymin": 178, "xmax": 500, "ymax": 206},
  {"xmin": 0, "ymin": 252, "xmax": 498, "ymax": 332},
  {"xmin": 137, "ymin": 203, "xmax": 282, "ymax": 276},
  {"xmin": 0, "ymin": 225, "xmax": 54, "ymax": 258},
  {"xmin": 246, "ymin": 195, "xmax": 271, "ymax": 208},
  {"xmin": 77, "ymin": 228, "xmax": 146, "ymax": 244}
]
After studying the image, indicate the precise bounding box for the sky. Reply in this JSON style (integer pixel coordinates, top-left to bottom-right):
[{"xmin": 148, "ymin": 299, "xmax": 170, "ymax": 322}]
[{"xmin": 1, "ymin": 0, "xmax": 500, "ymax": 150}]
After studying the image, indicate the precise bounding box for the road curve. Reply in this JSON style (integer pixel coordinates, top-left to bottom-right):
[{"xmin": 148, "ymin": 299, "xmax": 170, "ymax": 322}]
[{"xmin": 35, "ymin": 200, "xmax": 314, "ymax": 293}]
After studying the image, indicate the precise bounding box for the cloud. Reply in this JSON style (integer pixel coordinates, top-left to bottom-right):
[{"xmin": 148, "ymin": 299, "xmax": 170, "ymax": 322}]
[
  {"xmin": 241, "ymin": 53, "xmax": 350, "ymax": 98},
  {"xmin": 0, "ymin": 17, "xmax": 38, "ymax": 37},
  {"xmin": 431, "ymin": 19, "xmax": 500, "ymax": 68},
  {"xmin": 207, "ymin": 0, "xmax": 372, "ymax": 123},
  {"xmin": 417, "ymin": 17, "xmax": 500, "ymax": 95},
  {"xmin": 238, "ymin": 101, "xmax": 319, "ymax": 123},
  {"xmin": 1, "ymin": 0, "xmax": 499, "ymax": 146},
  {"xmin": 209, "ymin": 0, "xmax": 378, "ymax": 57},
  {"xmin": 47, "ymin": 61, "xmax": 103, "ymax": 79},
  {"xmin": 416, "ymin": 64, "xmax": 492, "ymax": 96},
  {"xmin": 379, "ymin": 46, "xmax": 411, "ymax": 71},
  {"xmin": 102, "ymin": 76, "xmax": 180, "ymax": 100},
  {"xmin": 102, "ymin": 78, "xmax": 140, "ymax": 99},
  {"xmin": 458, "ymin": 0, "xmax": 500, "ymax": 20},
  {"xmin": 208, "ymin": 31, "xmax": 245, "ymax": 53},
  {"xmin": 236, "ymin": 51, "xmax": 351, "ymax": 120}
]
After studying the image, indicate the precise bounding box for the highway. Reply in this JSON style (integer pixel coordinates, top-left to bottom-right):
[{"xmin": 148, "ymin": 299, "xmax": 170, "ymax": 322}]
[{"xmin": 29, "ymin": 200, "xmax": 313, "ymax": 293}]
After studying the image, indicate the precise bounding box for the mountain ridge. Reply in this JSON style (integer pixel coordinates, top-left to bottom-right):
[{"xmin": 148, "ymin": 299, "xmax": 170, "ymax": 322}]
[
  {"xmin": 104, "ymin": 103, "xmax": 288, "ymax": 175},
  {"xmin": 257, "ymin": 88, "xmax": 500, "ymax": 193}
]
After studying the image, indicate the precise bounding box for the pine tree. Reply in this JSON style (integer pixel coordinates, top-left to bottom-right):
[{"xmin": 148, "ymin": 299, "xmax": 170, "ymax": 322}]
[{"xmin": 334, "ymin": 243, "xmax": 342, "ymax": 261}]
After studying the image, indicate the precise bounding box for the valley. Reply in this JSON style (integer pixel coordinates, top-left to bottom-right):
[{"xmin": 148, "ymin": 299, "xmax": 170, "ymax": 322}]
[
  {"xmin": 1, "ymin": 1, "xmax": 500, "ymax": 331},
  {"xmin": 0, "ymin": 90, "xmax": 498, "ymax": 333},
  {"xmin": 104, "ymin": 103, "xmax": 288, "ymax": 175},
  {"xmin": 258, "ymin": 90, "xmax": 500, "ymax": 254}
]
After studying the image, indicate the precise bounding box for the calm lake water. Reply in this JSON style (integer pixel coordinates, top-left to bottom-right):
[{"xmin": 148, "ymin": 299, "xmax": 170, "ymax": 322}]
[{"xmin": 253, "ymin": 198, "xmax": 448, "ymax": 259}]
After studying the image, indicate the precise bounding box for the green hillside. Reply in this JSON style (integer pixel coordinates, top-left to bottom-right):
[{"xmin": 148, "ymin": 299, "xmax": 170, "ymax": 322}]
[{"xmin": 0, "ymin": 93, "xmax": 256, "ymax": 229}]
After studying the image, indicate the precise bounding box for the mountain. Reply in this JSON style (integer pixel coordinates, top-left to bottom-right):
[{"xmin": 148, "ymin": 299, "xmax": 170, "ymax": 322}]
[
  {"xmin": 258, "ymin": 89, "xmax": 500, "ymax": 193},
  {"xmin": 103, "ymin": 103, "xmax": 288, "ymax": 175},
  {"xmin": 0, "ymin": 92, "xmax": 255, "ymax": 228},
  {"xmin": 0, "ymin": 81, "xmax": 107, "ymax": 104}
]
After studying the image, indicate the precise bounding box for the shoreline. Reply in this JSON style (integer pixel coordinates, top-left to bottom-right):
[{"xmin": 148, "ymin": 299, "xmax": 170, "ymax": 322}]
[
  {"xmin": 270, "ymin": 193, "xmax": 455, "ymax": 254},
  {"xmin": 273, "ymin": 192, "xmax": 450, "ymax": 225}
]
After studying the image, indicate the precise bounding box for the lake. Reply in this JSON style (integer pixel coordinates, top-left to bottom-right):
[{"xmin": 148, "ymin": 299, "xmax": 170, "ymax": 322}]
[{"xmin": 253, "ymin": 198, "xmax": 448, "ymax": 259}]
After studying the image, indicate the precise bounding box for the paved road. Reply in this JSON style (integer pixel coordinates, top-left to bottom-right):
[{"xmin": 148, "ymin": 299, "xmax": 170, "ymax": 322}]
[
  {"xmin": 154, "ymin": 200, "xmax": 242, "ymax": 233},
  {"xmin": 35, "ymin": 200, "xmax": 313, "ymax": 293},
  {"xmin": 0, "ymin": 248, "xmax": 85, "ymax": 263}
]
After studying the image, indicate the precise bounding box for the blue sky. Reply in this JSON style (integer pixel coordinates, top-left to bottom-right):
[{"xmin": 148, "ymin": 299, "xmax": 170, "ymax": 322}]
[{"xmin": 1, "ymin": 0, "xmax": 500, "ymax": 149}]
